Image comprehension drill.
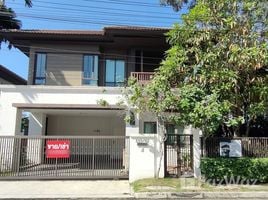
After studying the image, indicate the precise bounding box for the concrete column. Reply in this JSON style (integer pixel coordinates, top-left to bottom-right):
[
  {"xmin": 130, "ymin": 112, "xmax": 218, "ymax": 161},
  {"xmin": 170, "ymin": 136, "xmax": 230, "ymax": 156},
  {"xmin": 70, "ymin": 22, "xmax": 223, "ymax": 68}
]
[
  {"xmin": 14, "ymin": 109, "xmax": 23, "ymax": 136},
  {"xmin": 125, "ymin": 112, "xmax": 139, "ymax": 136},
  {"xmin": 28, "ymin": 112, "xmax": 47, "ymax": 165},
  {"xmin": 28, "ymin": 112, "xmax": 46, "ymax": 136},
  {"xmin": 192, "ymin": 127, "xmax": 202, "ymax": 178}
]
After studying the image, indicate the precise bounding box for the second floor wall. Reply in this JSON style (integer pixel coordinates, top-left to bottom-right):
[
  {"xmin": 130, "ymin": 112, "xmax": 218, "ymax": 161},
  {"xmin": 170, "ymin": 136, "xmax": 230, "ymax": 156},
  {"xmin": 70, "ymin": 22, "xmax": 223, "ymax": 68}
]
[{"xmin": 28, "ymin": 42, "xmax": 166, "ymax": 87}]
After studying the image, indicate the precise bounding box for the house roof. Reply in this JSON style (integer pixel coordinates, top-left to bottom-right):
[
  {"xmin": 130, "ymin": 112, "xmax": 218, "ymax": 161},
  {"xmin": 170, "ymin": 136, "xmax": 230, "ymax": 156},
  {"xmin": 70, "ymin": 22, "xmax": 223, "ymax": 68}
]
[
  {"xmin": 0, "ymin": 29, "xmax": 104, "ymax": 36},
  {"xmin": 0, "ymin": 26, "xmax": 170, "ymax": 56},
  {"xmin": 0, "ymin": 65, "xmax": 27, "ymax": 85},
  {"xmin": 104, "ymin": 26, "xmax": 170, "ymax": 31},
  {"xmin": 0, "ymin": 26, "xmax": 169, "ymax": 35}
]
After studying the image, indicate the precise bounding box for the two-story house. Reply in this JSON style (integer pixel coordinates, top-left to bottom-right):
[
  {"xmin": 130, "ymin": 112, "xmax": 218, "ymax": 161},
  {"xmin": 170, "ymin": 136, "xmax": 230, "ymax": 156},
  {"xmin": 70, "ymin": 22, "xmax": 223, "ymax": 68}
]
[
  {"xmin": 0, "ymin": 26, "xmax": 171, "ymax": 179},
  {"xmin": 0, "ymin": 26, "xmax": 199, "ymax": 181},
  {"xmin": 0, "ymin": 26, "xmax": 169, "ymax": 137}
]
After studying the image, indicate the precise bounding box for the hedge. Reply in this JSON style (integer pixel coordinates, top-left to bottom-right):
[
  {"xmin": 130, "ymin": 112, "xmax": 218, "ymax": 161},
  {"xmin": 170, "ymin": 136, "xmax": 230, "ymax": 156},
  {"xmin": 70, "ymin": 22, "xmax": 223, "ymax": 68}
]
[{"xmin": 200, "ymin": 157, "xmax": 268, "ymax": 183}]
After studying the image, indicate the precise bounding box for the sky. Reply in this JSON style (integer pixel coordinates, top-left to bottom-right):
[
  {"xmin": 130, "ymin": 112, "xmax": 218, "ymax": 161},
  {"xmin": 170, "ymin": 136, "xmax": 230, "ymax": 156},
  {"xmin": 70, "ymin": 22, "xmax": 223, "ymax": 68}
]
[{"xmin": 0, "ymin": 0, "xmax": 188, "ymax": 79}]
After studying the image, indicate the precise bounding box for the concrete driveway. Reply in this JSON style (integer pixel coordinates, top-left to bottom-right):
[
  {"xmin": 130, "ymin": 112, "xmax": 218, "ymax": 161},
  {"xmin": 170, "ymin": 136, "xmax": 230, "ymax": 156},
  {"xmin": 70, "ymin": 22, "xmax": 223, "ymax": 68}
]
[{"xmin": 0, "ymin": 180, "xmax": 132, "ymax": 199}]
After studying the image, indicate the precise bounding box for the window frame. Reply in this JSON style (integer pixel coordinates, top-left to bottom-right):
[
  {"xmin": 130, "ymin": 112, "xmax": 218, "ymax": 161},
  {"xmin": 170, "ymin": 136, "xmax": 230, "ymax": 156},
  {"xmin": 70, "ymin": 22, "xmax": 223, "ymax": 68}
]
[
  {"xmin": 143, "ymin": 121, "xmax": 157, "ymax": 134},
  {"xmin": 33, "ymin": 52, "xmax": 47, "ymax": 85},
  {"xmin": 105, "ymin": 59, "xmax": 126, "ymax": 87},
  {"xmin": 82, "ymin": 54, "xmax": 99, "ymax": 86}
]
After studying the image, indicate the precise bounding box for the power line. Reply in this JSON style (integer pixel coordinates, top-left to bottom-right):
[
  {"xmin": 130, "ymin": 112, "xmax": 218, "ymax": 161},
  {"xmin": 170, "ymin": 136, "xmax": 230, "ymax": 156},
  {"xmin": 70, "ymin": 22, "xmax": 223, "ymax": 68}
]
[
  {"xmin": 8, "ymin": 2, "xmax": 180, "ymax": 21},
  {"xmin": 3, "ymin": 0, "xmax": 184, "ymax": 27},
  {"xmin": 16, "ymin": 13, "xmax": 170, "ymax": 27},
  {"xmin": 81, "ymin": 0, "xmax": 173, "ymax": 9},
  {"xmin": 33, "ymin": 0, "xmax": 183, "ymax": 16},
  {"xmin": 86, "ymin": 0, "xmax": 167, "ymax": 7},
  {"xmin": 2, "ymin": 13, "xmax": 266, "ymax": 36},
  {"xmin": 10, "ymin": 9, "xmax": 178, "ymax": 24}
]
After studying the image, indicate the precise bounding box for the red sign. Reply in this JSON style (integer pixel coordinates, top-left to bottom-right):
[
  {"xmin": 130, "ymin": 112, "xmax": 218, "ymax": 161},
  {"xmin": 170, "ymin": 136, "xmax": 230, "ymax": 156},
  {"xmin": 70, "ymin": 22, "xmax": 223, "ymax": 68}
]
[{"xmin": 46, "ymin": 140, "xmax": 70, "ymax": 158}]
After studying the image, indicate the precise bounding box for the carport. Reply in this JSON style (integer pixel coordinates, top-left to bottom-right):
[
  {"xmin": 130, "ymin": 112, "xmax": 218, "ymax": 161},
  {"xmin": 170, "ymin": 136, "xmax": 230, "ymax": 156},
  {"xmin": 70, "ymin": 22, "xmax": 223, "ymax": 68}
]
[{"xmin": 0, "ymin": 103, "xmax": 129, "ymax": 180}]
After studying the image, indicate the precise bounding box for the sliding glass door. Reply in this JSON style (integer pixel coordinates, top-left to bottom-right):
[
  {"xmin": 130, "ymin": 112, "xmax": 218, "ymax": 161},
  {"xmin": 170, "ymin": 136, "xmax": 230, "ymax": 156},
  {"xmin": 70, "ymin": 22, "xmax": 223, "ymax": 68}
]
[{"xmin": 105, "ymin": 59, "xmax": 125, "ymax": 86}]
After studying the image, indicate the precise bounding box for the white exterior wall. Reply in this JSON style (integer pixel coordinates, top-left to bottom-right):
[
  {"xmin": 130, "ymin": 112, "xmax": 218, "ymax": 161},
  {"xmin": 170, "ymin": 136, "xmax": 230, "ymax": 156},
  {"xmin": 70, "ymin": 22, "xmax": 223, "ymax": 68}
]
[
  {"xmin": 129, "ymin": 134, "xmax": 164, "ymax": 183},
  {"xmin": 0, "ymin": 85, "xmax": 124, "ymax": 136}
]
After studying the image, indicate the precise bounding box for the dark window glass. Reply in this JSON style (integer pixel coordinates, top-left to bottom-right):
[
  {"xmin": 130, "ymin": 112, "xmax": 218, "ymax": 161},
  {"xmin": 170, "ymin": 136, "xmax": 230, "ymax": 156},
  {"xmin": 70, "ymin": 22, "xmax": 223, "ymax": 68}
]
[{"xmin": 144, "ymin": 122, "xmax": 157, "ymax": 134}]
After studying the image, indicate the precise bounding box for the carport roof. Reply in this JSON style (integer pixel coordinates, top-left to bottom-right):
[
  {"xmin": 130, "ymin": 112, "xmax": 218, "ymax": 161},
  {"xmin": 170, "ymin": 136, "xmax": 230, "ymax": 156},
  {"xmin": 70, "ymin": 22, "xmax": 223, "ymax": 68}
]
[{"xmin": 12, "ymin": 103, "xmax": 125, "ymax": 110}]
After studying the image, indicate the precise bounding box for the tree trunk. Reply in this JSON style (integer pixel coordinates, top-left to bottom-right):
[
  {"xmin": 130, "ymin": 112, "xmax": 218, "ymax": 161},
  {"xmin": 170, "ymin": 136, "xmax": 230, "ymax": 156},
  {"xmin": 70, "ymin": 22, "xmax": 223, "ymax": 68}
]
[{"xmin": 245, "ymin": 119, "xmax": 251, "ymax": 137}]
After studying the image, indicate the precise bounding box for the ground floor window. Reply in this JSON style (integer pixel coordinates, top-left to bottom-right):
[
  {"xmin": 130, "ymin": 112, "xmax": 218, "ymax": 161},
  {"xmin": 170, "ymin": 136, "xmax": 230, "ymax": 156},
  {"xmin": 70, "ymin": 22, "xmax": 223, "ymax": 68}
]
[{"xmin": 144, "ymin": 122, "xmax": 157, "ymax": 134}]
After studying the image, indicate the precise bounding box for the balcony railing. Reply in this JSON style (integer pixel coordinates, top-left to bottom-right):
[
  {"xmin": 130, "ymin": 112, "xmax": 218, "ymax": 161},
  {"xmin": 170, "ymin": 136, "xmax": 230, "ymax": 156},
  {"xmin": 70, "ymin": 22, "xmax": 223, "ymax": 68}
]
[{"xmin": 130, "ymin": 72, "xmax": 154, "ymax": 84}]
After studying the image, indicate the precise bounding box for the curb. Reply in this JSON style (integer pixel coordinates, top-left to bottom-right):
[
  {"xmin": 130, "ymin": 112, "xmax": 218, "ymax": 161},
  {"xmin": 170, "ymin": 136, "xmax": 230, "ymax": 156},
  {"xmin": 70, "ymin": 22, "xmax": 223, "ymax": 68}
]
[{"xmin": 134, "ymin": 192, "xmax": 268, "ymax": 199}]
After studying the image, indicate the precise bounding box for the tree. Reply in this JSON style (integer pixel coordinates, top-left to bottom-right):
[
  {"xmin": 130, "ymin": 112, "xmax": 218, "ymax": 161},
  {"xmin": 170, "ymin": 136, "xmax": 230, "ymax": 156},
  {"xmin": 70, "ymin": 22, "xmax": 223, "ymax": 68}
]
[
  {"xmin": 0, "ymin": 0, "xmax": 32, "ymax": 44},
  {"xmin": 160, "ymin": 0, "xmax": 196, "ymax": 11},
  {"xmin": 0, "ymin": 0, "xmax": 32, "ymax": 29},
  {"xmin": 127, "ymin": 0, "xmax": 268, "ymax": 137},
  {"xmin": 0, "ymin": 5, "xmax": 21, "ymax": 30}
]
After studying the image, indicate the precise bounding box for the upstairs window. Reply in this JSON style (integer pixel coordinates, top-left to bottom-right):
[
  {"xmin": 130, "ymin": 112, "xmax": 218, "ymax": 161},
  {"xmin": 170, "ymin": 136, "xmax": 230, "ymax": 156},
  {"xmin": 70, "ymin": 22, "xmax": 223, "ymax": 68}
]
[
  {"xmin": 83, "ymin": 55, "xmax": 99, "ymax": 86},
  {"xmin": 105, "ymin": 59, "xmax": 125, "ymax": 87},
  {"xmin": 34, "ymin": 53, "xmax": 46, "ymax": 85}
]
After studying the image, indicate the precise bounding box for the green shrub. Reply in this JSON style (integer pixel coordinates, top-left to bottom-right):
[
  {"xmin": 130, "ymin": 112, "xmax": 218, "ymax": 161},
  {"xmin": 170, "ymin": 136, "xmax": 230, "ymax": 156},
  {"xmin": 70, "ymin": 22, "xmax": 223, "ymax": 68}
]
[{"xmin": 201, "ymin": 157, "xmax": 268, "ymax": 183}]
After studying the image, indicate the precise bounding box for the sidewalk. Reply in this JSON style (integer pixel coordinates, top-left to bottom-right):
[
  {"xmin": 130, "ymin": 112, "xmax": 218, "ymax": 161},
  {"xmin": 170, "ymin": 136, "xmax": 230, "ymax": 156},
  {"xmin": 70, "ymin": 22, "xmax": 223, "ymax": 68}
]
[
  {"xmin": 0, "ymin": 180, "xmax": 133, "ymax": 199},
  {"xmin": 0, "ymin": 180, "xmax": 267, "ymax": 199}
]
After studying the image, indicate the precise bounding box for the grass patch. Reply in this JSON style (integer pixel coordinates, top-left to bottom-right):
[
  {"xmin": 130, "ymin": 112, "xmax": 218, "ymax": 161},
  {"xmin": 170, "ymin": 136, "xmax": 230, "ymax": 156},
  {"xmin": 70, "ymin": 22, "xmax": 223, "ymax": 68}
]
[
  {"xmin": 132, "ymin": 178, "xmax": 208, "ymax": 192},
  {"xmin": 131, "ymin": 178, "xmax": 268, "ymax": 193},
  {"xmin": 132, "ymin": 178, "xmax": 180, "ymax": 192}
]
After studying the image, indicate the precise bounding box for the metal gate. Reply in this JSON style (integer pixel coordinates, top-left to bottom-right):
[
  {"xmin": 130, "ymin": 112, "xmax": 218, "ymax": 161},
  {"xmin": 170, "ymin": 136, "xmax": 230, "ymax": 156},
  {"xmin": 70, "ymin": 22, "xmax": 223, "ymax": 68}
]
[
  {"xmin": 0, "ymin": 136, "xmax": 129, "ymax": 180},
  {"xmin": 164, "ymin": 134, "xmax": 193, "ymax": 177}
]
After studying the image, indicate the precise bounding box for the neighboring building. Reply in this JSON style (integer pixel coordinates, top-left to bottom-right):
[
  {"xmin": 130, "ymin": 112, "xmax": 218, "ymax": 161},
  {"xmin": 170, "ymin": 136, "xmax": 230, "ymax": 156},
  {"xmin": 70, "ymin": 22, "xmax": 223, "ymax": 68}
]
[
  {"xmin": 0, "ymin": 65, "xmax": 27, "ymax": 85},
  {"xmin": 0, "ymin": 27, "xmax": 199, "ymax": 182}
]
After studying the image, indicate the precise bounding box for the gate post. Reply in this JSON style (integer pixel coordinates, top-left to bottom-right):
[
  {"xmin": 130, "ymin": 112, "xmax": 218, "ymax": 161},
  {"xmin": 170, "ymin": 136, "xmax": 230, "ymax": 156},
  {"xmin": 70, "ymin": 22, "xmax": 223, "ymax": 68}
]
[{"xmin": 192, "ymin": 128, "xmax": 201, "ymax": 178}]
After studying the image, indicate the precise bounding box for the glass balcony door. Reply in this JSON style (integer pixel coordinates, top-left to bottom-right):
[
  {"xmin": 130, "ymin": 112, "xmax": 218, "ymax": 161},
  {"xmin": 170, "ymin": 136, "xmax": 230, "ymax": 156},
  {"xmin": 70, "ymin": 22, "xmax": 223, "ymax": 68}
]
[{"xmin": 105, "ymin": 59, "xmax": 125, "ymax": 87}]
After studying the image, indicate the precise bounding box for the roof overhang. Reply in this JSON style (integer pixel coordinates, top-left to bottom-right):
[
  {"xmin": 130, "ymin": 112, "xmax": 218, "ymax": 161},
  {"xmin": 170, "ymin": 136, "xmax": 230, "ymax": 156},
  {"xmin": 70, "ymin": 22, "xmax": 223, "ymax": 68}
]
[{"xmin": 0, "ymin": 26, "xmax": 170, "ymax": 56}]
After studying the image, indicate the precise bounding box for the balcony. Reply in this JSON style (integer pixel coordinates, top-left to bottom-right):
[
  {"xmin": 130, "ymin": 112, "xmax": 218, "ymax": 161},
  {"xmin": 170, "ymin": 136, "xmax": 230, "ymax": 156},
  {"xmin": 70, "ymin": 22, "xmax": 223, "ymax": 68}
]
[{"xmin": 130, "ymin": 72, "xmax": 154, "ymax": 84}]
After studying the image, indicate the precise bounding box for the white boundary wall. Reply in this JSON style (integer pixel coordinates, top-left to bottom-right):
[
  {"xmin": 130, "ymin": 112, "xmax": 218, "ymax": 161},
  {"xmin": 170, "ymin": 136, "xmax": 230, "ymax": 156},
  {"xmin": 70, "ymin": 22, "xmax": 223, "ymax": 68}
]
[{"xmin": 129, "ymin": 134, "xmax": 164, "ymax": 182}]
